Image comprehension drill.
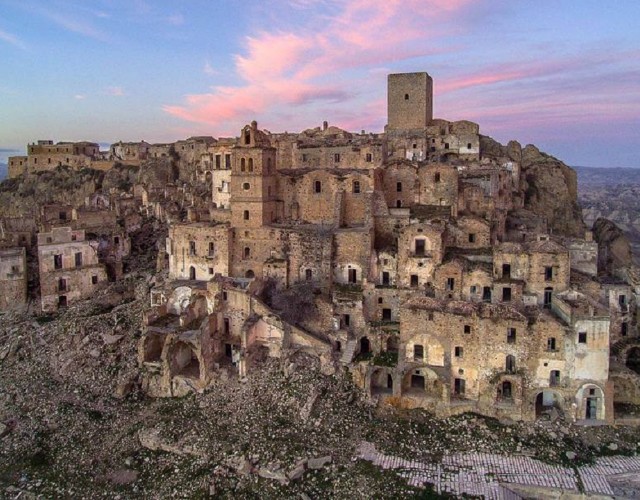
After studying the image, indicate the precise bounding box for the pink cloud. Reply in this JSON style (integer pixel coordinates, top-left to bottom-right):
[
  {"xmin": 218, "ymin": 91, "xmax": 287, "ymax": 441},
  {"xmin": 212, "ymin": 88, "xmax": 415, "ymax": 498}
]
[{"xmin": 163, "ymin": 0, "xmax": 475, "ymax": 132}]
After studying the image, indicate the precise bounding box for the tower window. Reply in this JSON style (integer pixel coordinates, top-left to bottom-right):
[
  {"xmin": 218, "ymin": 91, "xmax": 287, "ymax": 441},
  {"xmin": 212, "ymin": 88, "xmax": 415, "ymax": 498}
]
[
  {"xmin": 545, "ymin": 266, "xmax": 553, "ymax": 281},
  {"xmin": 314, "ymin": 180, "xmax": 322, "ymax": 193},
  {"xmin": 396, "ymin": 182, "xmax": 402, "ymax": 192}
]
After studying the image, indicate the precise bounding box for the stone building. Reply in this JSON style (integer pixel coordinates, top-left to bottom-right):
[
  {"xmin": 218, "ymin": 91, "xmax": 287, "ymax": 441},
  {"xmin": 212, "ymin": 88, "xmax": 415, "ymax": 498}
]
[
  {"xmin": 37, "ymin": 227, "xmax": 108, "ymax": 313},
  {"xmin": 0, "ymin": 247, "xmax": 28, "ymax": 312},
  {"xmin": 8, "ymin": 140, "xmax": 101, "ymax": 177},
  {"xmin": 134, "ymin": 71, "xmax": 637, "ymax": 423}
]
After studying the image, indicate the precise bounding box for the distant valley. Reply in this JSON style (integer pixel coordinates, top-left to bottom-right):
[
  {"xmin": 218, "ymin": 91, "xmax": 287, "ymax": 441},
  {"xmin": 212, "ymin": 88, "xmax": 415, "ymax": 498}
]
[{"xmin": 576, "ymin": 166, "xmax": 640, "ymax": 261}]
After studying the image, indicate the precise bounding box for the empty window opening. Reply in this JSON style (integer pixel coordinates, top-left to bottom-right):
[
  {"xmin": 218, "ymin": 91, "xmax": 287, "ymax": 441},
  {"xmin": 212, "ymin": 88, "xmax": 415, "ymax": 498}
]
[
  {"xmin": 414, "ymin": 344, "xmax": 424, "ymax": 361},
  {"xmin": 544, "ymin": 287, "xmax": 553, "ymax": 308},
  {"xmin": 404, "ymin": 93, "xmax": 409, "ymax": 100},
  {"xmin": 366, "ymin": 153, "xmax": 372, "ymax": 162},
  {"xmin": 396, "ymin": 200, "xmax": 402, "ymax": 208},
  {"xmin": 224, "ymin": 318, "xmax": 230, "ymax": 335},
  {"xmin": 353, "ymin": 180, "xmax": 361, "ymax": 193},
  {"xmin": 240, "ymin": 158, "xmax": 246, "ymax": 171},
  {"xmin": 622, "ymin": 322, "xmax": 628, "ymax": 336},
  {"xmin": 468, "ymin": 233, "xmax": 476, "ymax": 243},
  {"xmin": 209, "ymin": 268, "xmax": 214, "ymax": 275},
  {"xmin": 547, "ymin": 337, "xmax": 557, "ymax": 351},
  {"xmin": 415, "ymin": 239, "xmax": 426, "ymax": 256},
  {"xmin": 208, "ymin": 242, "xmax": 215, "ymax": 256},
  {"xmin": 502, "ymin": 287, "xmax": 512, "ymax": 302},
  {"xmin": 245, "ymin": 270, "xmax": 255, "ymax": 279},
  {"xmin": 314, "ymin": 180, "xmax": 322, "ymax": 193},
  {"xmin": 464, "ymin": 324, "xmax": 471, "ymax": 334},
  {"xmin": 305, "ymin": 269, "xmax": 313, "ymax": 281},
  {"xmin": 335, "ymin": 341, "xmax": 342, "ymax": 352},
  {"xmin": 343, "ymin": 314, "xmax": 350, "ymax": 327},
  {"xmin": 58, "ymin": 295, "xmax": 67, "ymax": 308},
  {"xmin": 502, "ymin": 263, "xmax": 511, "ymax": 278},
  {"xmin": 54, "ymin": 254, "xmax": 63, "ymax": 270},
  {"xmin": 410, "ymin": 274, "xmax": 418, "ymax": 287},
  {"xmin": 396, "ymin": 182, "xmax": 402, "ymax": 192},
  {"xmin": 348, "ymin": 268, "xmax": 357, "ymax": 283},
  {"xmin": 454, "ymin": 346, "xmax": 463, "ymax": 358},
  {"xmin": 334, "ymin": 153, "xmax": 340, "ymax": 162},
  {"xmin": 578, "ymin": 332, "xmax": 587, "ymax": 344},
  {"xmin": 382, "ymin": 308, "xmax": 392, "ymax": 321},
  {"xmin": 225, "ymin": 154, "xmax": 231, "ymax": 168},
  {"xmin": 507, "ymin": 328, "xmax": 516, "ymax": 344},
  {"xmin": 506, "ymin": 355, "xmax": 516, "ymax": 373},
  {"xmin": 92, "ymin": 275, "xmax": 98, "ymax": 285},
  {"xmin": 501, "ymin": 380, "xmax": 512, "ymax": 399},
  {"xmin": 434, "ymin": 172, "xmax": 441, "ymax": 183},
  {"xmin": 244, "ymin": 130, "xmax": 251, "ymax": 144},
  {"xmin": 189, "ymin": 241, "xmax": 196, "ymax": 256},
  {"xmin": 58, "ymin": 278, "xmax": 67, "ymax": 292},
  {"xmin": 446, "ymin": 277, "xmax": 455, "ymax": 291},
  {"xmin": 215, "ymin": 155, "xmax": 221, "ymax": 169},
  {"xmin": 550, "ymin": 370, "xmax": 560, "ymax": 386},
  {"xmin": 243, "ymin": 210, "xmax": 250, "ymax": 220},
  {"xmin": 248, "ymin": 158, "xmax": 254, "ymax": 172},
  {"xmin": 74, "ymin": 252, "xmax": 83, "ymax": 268},
  {"xmin": 382, "ymin": 271, "xmax": 390, "ymax": 286},
  {"xmin": 189, "ymin": 266, "xmax": 196, "ymax": 280},
  {"xmin": 467, "ymin": 143, "xmax": 472, "ymax": 149},
  {"xmin": 444, "ymin": 143, "xmax": 450, "ymax": 149},
  {"xmin": 483, "ymin": 286, "xmax": 492, "ymax": 302},
  {"xmin": 59, "ymin": 211, "xmax": 67, "ymax": 221},
  {"xmin": 244, "ymin": 247, "xmax": 251, "ymax": 259},
  {"xmin": 544, "ymin": 266, "xmax": 553, "ymax": 281}
]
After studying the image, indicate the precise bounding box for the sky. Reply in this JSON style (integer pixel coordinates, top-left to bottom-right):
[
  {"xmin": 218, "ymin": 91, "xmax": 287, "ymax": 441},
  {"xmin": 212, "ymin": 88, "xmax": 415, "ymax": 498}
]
[{"xmin": 0, "ymin": 0, "xmax": 639, "ymax": 168}]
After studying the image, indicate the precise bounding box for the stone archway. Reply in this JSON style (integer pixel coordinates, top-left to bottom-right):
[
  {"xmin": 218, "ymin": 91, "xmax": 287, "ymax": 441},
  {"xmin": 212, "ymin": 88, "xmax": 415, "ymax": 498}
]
[
  {"xmin": 402, "ymin": 367, "xmax": 443, "ymax": 400},
  {"xmin": 576, "ymin": 384, "xmax": 605, "ymax": 421},
  {"xmin": 534, "ymin": 390, "xmax": 563, "ymax": 419},
  {"xmin": 371, "ymin": 368, "xmax": 393, "ymax": 395}
]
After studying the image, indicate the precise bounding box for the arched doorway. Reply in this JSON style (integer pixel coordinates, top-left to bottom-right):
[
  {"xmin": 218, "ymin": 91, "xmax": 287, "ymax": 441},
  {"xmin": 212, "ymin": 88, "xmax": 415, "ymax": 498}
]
[
  {"xmin": 627, "ymin": 346, "xmax": 640, "ymax": 375},
  {"xmin": 578, "ymin": 385, "xmax": 605, "ymax": 420},
  {"xmin": 535, "ymin": 390, "xmax": 562, "ymax": 419},
  {"xmin": 360, "ymin": 337, "xmax": 370, "ymax": 354},
  {"xmin": 370, "ymin": 369, "xmax": 393, "ymax": 395},
  {"xmin": 245, "ymin": 270, "xmax": 255, "ymax": 279},
  {"xmin": 189, "ymin": 266, "xmax": 196, "ymax": 280}
]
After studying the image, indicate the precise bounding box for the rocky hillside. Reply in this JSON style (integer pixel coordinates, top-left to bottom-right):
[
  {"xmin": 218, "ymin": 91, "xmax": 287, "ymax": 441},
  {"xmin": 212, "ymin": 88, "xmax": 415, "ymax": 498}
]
[{"xmin": 481, "ymin": 136, "xmax": 585, "ymax": 237}]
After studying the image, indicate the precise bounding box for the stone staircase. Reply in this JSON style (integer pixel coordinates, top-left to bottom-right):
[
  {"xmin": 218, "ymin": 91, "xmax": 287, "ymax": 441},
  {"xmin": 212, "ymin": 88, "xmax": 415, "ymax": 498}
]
[
  {"xmin": 611, "ymin": 336, "xmax": 640, "ymax": 359},
  {"xmin": 341, "ymin": 340, "xmax": 357, "ymax": 364}
]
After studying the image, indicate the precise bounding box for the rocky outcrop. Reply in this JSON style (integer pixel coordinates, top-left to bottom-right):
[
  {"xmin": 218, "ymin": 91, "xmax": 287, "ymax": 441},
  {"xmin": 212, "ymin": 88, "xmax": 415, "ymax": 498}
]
[
  {"xmin": 593, "ymin": 217, "xmax": 633, "ymax": 274},
  {"xmin": 480, "ymin": 136, "xmax": 585, "ymax": 237},
  {"xmin": 519, "ymin": 145, "xmax": 585, "ymax": 237}
]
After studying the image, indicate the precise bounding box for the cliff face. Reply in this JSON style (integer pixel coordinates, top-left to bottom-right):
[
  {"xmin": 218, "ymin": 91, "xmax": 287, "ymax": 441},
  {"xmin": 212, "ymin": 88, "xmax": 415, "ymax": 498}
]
[{"xmin": 480, "ymin": 136, "xmax": 585, "ymax": 237}]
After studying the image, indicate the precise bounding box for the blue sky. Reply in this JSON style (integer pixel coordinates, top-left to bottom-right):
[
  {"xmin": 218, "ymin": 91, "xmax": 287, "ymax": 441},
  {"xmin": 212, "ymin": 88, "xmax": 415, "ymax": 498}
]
[{"xmin": 1, "ymin": 0, "xmax": 639, "ymax": 167}]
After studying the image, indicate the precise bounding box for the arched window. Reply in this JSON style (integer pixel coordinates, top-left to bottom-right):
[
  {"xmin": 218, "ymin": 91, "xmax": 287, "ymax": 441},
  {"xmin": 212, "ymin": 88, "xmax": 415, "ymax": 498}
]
[
  {"xmin": 244, "ymin": 247, "xmax": 251, "ymax": 259},
  {"xmin": 502, "ymin": 380, "xmax": 512, "ymax": 399},
  {"xmin": 248, "ymin": 158, "xmax": 254, "ymax": 172},
  {"xmin": 314, "ymin": 180, "xmax": 322, "ymax": 193},
  {"xmin": 305, "ymin": 269, "xmax": 312, "ymax": 281},
  {"xmin": 353, "ymin": 180, "xmax": 361, "ymax": 193},
  {"xmin": 240, "ymin": 158, "xmax": 246, "ymax": 171},
  {"xmin": 189, "ymin": 266, "xmax": 196, "ymax": 280},
  {"xmin": 245, "ymin": 269, "xmax": 255, "ymax": 279}
]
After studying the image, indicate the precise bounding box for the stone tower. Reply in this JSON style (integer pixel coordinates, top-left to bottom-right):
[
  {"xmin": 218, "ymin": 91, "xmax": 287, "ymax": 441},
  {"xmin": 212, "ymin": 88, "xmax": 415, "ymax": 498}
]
[
  {"xmin": 230, "ymin": 121, "xmax": 278, "ymax": 229},
  {"xmin": 387, "ymin": 72, "xmax": 433, "ymax": 131}
]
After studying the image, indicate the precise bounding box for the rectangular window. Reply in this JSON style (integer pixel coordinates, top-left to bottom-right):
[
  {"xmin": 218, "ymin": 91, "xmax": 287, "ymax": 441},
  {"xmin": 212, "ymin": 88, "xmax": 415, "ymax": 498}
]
[
  {"xmin": 343, "ymin": 314, "xmax": 350, "ymax": 327},
  {"xmin": 352, "ymin": 180, "xmax": 360, "ymax": 193},
  {"xmin": 502, "ymin": 287, "xmax": 512, "ymax": 302},
  {"xmin": 464, "ymin": 324, "xmax": 471, "ymax": 334},
  {"xmin": 468, "ymin": 233, "xmax": 476, "ymax": 243},
  {"xmin": 74, "ymin": 252, "xmax": 82, "ymax": 268},
  {"xmin": 545, "ymin": 266, "xmax": 553, "ymax": 281},
  {"xmin": 215, "ymin": 154, "xmax": 221, "ymax": 169},
  {"xmin": 622, "ymin": 322, "xmax": 628, "ymax": 336},
  {"xmin": 578, "ymin": 332, "xmax": 587, "ymax": 344},
  {"xmin": 348, "ymin": 268, "xmax": 357, "ymax": 283},
  {"xmin": 410, "ymin": 274, "xmax": 418, "ymax": 287},
  {"xmin": 225, "ymin": 154, "xmax": 231, "ymax": 168},
  {"xmin": 396, "ymin": 182, "xmax": 402, "ymax": 192},
  {"xmin": 413, "ymin": 344, "xmax": 424, "ymax": 361},
  {"xmin": 454, "ymin": 378, "xmax": 465, "ymax": 395},
  {"xmin": 446, "ymin": 277, "xmax": 455, "ymax": 291},
  {"xmin": 454, "ymin": 346, "xmax": 463, "ymax": 358},
  {"xmin": 415, "ymin": 239, "xmax": 425, "ymax": 256},
  {"xmin": 365, "ymin": 153, "xmax": 372, "ymax": 162},
  {"xmin": 208, "ymin": 242, "xmax": 215, "ymax": 256},
  {"xmin": 547, "ymin": 337, "xmax": 556, "ymax": 350},
  {"xmin": 58, "ymin": 278, "xmax": 67, "ymax": 292},
  {"xmin": 382, "ymin": 308, "xmax": 391, "ymax": 321},
  {"xmin": 92, "ymin": 275, "xmax": 98, "ymax": 285},
  {"xmin": 550, "ymin": 370, "xmax": 560, "ymax": 386},
  {"xmin": 470, "ymin": 285, "xmax": 477, "ymax": 294},
  {"xmin": 502, "ymin": 263, "xmax": 511, "ymax": 279},
  {"xmin": 507, "ymin": 328, "xmax": 516, "ymax": 344},
  {"xmin": 382, "ymin": 271, "xmax": 390, "ymax": 286},
  {"xmin": 54, "ymin": 254, "xmax": 63, "ymax": 270},
  {"xmin": 209, "ymin": 268, "xmax": 214, "ymax": 275},
  {"xmin": 189, "ymin": 241, "xmax": 196, "ymax": 256},
  {"xmin": 334, "ymin": 153, "xmax": 340, "ymax": 162}
]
